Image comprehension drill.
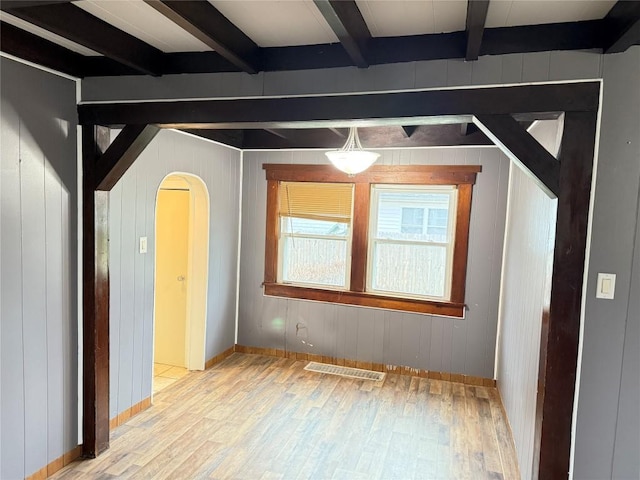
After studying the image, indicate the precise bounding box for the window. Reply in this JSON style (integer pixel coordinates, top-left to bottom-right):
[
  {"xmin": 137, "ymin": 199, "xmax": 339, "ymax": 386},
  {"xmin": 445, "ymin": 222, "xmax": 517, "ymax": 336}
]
[
  {"xmin": 278, "ymin": 182, "xmax": 353, "ymax": 288},
  {"xmin": 369, "ymin": 186, "xmax": 456, "ymax": 301},
  {"xmin": 263, "ymin": 164, "xmax": 480, "ymax": 317}
]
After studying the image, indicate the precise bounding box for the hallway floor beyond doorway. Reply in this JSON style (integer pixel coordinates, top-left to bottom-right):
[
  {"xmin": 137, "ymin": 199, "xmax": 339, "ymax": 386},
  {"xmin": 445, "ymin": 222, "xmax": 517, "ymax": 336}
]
[
  {"xmin": 153, "ymin": 363, "xmax": 189, "ymax": 394},
  {"xmin": 54, "ymin": 353, "xmax": 519, "ymax": 479}
]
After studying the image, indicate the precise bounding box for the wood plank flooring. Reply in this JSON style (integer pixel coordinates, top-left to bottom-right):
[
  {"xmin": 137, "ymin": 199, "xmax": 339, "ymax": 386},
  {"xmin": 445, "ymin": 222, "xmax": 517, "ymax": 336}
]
[{"xmin": 51, "ymin": 353, "xmax": 519, "ymax": 480}]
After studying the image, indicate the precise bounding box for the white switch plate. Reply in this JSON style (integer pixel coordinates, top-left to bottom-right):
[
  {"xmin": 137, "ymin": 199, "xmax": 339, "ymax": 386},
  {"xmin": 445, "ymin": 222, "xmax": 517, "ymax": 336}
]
[
  {"xmin": 139, "ymin": 237, "xmax": 148, "ymax": 254},
  {"xmin": 596, "ymin": 273, "xmax": 616, "ymax": 299}
]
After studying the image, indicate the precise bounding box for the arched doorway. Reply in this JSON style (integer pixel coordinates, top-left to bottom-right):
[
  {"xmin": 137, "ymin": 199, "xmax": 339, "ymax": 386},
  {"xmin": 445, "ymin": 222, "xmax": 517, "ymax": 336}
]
[{"xmin": 153, "ymin": 173, "xmax": 209, "ymax": 393}]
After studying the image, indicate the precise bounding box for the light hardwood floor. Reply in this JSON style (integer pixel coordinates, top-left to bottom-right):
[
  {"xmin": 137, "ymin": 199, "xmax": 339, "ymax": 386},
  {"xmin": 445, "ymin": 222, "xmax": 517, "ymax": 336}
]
[{"xmin": 52, "ymin": 353, "xmax": 519, "ymax": 479}]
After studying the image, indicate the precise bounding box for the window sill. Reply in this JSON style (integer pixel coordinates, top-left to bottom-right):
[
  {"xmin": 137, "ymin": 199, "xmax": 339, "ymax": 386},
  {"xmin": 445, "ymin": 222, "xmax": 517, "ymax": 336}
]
[{"xmin": 263, "ymin": 283, "xmax": 465, "ymax": 318}]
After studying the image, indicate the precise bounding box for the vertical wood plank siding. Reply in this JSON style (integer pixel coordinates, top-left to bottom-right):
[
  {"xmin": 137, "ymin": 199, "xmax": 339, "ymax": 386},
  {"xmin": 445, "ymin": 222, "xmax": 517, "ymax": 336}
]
[
  {"xmin": 1, "ymin": 58, "xmax": 79, "ymax": 478},
  {"xmin": 496, "ymin": 119, "xmax": 559, "ymax": 479}
]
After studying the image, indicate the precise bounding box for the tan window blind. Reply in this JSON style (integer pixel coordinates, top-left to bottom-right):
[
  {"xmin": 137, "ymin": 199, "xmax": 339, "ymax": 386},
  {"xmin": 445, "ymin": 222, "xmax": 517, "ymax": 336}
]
[{"xmin": 278, "ymin": 182, "xmax": 354, "ymax": 223}]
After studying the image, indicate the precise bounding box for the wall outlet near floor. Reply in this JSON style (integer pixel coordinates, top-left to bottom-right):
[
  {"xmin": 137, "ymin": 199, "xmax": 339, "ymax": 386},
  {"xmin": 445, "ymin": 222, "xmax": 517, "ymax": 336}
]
[
  {"xmin": 596, "ymin": 273, "xmax": 616, "ymax": 299},
  {"xmin": 139, "ymin": 236, "xmax": 148, "ymax": 254}
]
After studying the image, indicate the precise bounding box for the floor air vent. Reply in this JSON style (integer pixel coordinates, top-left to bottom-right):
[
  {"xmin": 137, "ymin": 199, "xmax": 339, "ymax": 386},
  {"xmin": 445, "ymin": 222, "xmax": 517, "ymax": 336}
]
[{"xmin": 305, "ymin": 362, "xmax": 386, "ymax": 381}]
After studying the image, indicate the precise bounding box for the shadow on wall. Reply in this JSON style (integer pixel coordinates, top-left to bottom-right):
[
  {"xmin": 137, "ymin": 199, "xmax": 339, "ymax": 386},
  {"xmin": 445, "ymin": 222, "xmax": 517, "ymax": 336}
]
[{"xmin": 1, "ymin": 59, "xmax": 80, "ymax": 462}]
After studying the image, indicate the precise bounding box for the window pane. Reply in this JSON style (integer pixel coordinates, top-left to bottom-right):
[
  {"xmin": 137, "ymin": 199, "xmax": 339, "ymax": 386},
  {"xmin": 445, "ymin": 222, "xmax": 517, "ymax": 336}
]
[
  {"xmin": 371, "ymin": 242, "xmax": 446, "ymax": 298},
  {"xmin": 282, "ymin": 236, "xmax": 348, "ymax": 287},
  {"xmin": 427, "ymin": 208, "xmax": 449, "ymax": 237},
  {"xmin": 376, "ymin": 191, "xmax": 450, "ymax": 242},
  {"xmin": 282, "ymin": 217, "xmax": 349, "ymax": 237},
  {"xmin": 401, "ymin": 207, "xmax": 424, "ymax": 234}
]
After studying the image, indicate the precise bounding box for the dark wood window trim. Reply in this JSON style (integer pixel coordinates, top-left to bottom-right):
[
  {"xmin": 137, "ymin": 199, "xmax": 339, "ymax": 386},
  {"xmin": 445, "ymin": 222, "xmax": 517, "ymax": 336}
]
[{"xmin": 263, "ymin": 164, "xmax": 481, "ymax": 317}]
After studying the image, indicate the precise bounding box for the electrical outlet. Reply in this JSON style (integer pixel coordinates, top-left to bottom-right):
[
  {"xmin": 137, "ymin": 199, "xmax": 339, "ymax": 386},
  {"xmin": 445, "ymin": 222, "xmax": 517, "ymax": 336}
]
[{"xmin": 139, "ymin": 237, "xmax": 148, "ymax": 254}]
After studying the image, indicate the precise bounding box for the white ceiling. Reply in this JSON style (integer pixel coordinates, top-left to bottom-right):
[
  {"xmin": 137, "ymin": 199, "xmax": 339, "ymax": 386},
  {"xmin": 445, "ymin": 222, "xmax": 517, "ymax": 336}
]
[
  {"xmin": 208, "ymin": 0, "xmax": 338, "ymax": 47},
  {"xmin": 357, "ymin": 0, "xmax": 467, "ymax": 37},
  {"xmin": 4, "ymin": 0, "xmax": 618, "ymax": 55},
  {"xmin": 485, "ymin": 0, "xmax": 617, "ymax": 28},
  {"xmin": 75, "ymin": 0, "xmax": 212, "ymax": 52}
]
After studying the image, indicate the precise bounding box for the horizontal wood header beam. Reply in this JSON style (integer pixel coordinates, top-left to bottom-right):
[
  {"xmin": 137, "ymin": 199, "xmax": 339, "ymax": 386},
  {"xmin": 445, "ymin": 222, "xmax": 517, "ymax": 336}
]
[
  {"xmin": 263, "ymin": 164, "xmax": 481, "ymax": 185},
  {"xmin": 78, "ymin": 82, "xmax": 600, "ymax": 128}
]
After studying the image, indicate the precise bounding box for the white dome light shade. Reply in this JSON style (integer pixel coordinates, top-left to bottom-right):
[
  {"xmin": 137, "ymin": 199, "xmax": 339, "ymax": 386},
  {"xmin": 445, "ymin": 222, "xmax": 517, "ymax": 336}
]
[
  {"xmin": 325, "ymin": 150, "xmax": 380, "ymax": 175},
  {"xmin": 325, "ymin": 127, "xmax": 380, "ymax": 175}
]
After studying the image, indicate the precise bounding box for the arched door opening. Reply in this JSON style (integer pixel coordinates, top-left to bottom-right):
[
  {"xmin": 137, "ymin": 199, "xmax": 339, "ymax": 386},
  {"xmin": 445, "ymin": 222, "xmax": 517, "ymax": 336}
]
[{"xmin": 153, "ymin": 173, "xmax": 210, "ymax": 395}]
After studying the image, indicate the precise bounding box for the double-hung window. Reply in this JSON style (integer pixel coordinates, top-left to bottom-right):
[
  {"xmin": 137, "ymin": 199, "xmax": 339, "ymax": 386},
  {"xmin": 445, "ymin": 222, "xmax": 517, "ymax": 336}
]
[
  {"xmin": 263, "ymin": 164, "xmax": 480, "ymax": 317},
  {"xmin": 278, "ymin": 182, "xmax": 353, "ymax": 289},
  {"xmin": 369, "ymin": 185, "xmax": 457, "ymax": 301}
]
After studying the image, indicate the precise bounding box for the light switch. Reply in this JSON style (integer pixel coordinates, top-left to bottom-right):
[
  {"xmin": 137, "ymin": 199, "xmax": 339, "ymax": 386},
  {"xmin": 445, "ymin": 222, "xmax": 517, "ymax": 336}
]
[
  {"xmin": 139, "ymin": 237, "xmax": 148, "ymax": 254},
  {"xmin": 596, "ymin": 273, "xmax": 616, "ymax": 299}
]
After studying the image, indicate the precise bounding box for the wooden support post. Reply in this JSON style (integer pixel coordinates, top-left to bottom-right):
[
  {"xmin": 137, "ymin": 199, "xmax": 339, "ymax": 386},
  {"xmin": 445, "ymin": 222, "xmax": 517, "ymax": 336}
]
[
  {"xmin": 82, "ymin": 125, "xmax": 111, "ymax": 458},
  {"xmin": 536, "ymin": 111, "xmax": 597, "ymax": 479}
]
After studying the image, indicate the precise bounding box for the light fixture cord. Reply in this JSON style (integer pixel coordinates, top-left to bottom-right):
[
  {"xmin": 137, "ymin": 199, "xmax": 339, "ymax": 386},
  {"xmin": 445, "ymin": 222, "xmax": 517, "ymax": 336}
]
[{"xmin": 343, "ymin": 126, "xmax": 365, "ymax": 152}]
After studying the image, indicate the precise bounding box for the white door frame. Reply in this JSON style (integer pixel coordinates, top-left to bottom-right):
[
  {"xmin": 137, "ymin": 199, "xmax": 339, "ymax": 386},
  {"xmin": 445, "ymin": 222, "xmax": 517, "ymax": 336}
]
[{"xmin": 153, "ymin": 172, "xmax": 210, "ymax": 371}]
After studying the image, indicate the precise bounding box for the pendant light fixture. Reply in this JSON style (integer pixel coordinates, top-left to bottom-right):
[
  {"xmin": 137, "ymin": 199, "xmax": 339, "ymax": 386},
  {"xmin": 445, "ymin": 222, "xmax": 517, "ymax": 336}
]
[{"xmin": 325, "ymin": 126, "xmax": 380, "ymax": 175}]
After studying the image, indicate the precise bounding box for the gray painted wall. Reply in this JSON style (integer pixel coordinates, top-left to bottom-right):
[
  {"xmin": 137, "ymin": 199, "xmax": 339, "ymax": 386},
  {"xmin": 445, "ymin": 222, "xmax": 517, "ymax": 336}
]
[
  {"xmin": 239, "ymin": 148, "xmax": 509, "ymax": 378},
  {"xmin": 1, "ymin": 58, "xmax": 78, "ymax": 479},
  {"xmin": 573, "ymin": 48, "xmax": 640, "ymax": 480},
  {"xmin": 81, "ymin": 51, "xmax": 604, "ymax": 103},
  {"xmin": 108, "ymin": 129, "xmax": 241, "ymax": 419},
  {"xmin": 82, "ymin": 48, "xmax": 639, "ymax": 477},
  {"xmin": 612, "ymin": 190, "xmax": 639, "ymax": 480},
  {"xmin": 496, "ymin": 132, "xmax": 558, "ymax": 479}
]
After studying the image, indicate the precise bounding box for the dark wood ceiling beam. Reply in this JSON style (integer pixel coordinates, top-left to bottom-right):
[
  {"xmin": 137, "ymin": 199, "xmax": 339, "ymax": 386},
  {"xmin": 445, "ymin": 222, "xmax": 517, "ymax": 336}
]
[
  {"xmin": 0, "ymin": 21, "xmax": 86, "ymax": 78},
  {"xmin": 601, "ymin": 0, "xmax": 640, "ymax": 53},
  {"xmin": 465, "ymin": 0, "xmax": 490, "ymax": 60},
  {"xmin": 480, "ymin": 20, "xmax": 601, "ymax": 56},
  {"xmin": 473, "ymin": 114, "xmax": 560, "ymax": 196},
  {"xmin": 1, "ymin": 0, "xmax": 72, "ymax": 8},
  {"xmin": 143, "ymin": 0, "xmax": 261, "ymax": 74},
  {"xmin": 2, "ymin": 2, "xmax": 163, "ymax": 75},
  {"xmin": 180, "ymin": 129, "xmax": 245, "ymax": 148},
  {"xmin": 239, "ymin": 125, "xmax": 492, "ymax": 149},
  {"xmin": 75, "ymin": 20, "xmax": 605, "ymax": 77},
  {"xmin": 313, "ymin": 0, "xmax": 371, "ymax": 68},
  {"xmin": 94, "ymin": 125, "xmax": 160, "ymax": 191},
  {"xmin": 78, "ymin": 82, "xmax": 599, "ymax": 129}
]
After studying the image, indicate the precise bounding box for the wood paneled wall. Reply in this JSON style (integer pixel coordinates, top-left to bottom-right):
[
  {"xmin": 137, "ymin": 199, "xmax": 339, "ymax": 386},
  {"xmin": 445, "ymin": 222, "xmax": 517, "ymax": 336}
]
[
  {"xmin": 107, "ymin": 130, "xmax": 241, "ymax": 420},
  {"xmin": 1, "ymin": 57, "xmax": 79, "ymax": 479},
  {"xmin": 239, "ymin": 147, "xmax": 509, "ymax": 379},
  {"xmin": 496, "ymin": 119, "xmax": 559, "ymax": 479},
  {"xmin": 574, "ymin": 48, "xmax": 640, "ymax": 480}
]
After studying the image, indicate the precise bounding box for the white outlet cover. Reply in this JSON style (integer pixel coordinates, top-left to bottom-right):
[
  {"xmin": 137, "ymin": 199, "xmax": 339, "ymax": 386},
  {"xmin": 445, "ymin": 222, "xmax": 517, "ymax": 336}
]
[{"xmin": 139, "ymin": 236, "xmax": 148, "ymax": 254}]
